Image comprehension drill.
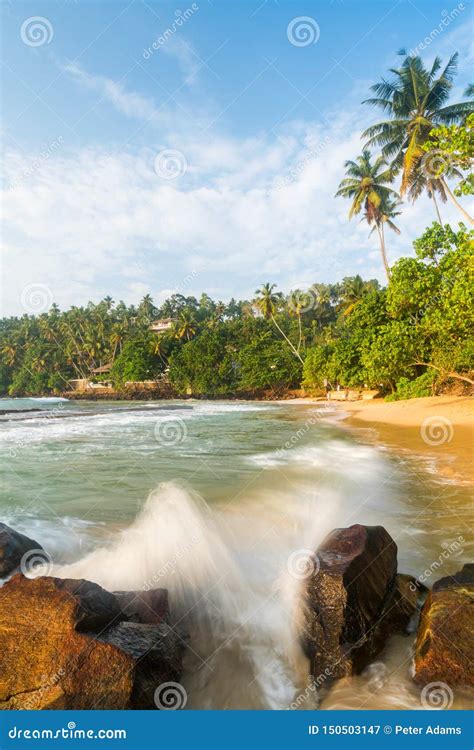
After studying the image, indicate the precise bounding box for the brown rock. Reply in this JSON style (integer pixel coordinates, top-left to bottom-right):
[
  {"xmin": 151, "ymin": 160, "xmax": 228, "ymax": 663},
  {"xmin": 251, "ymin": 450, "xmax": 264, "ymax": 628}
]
[
  {"xmin": 414, "ymin": 563, "xmax": 473, "ymax": 688},
  {"xmin": 0, "ymin": 575, "xmax": 183, "ymax": 710},
  {"xmin": 302, "ymin": 524, "xmax": 419, "ymax": 682},
  {"xmin": 0, "ymin": 524, "xmax": 44, "ymax": 578}
]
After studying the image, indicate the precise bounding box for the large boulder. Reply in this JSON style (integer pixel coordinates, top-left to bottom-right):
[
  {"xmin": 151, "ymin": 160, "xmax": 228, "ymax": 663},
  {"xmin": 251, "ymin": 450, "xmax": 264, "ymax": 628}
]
[
  {"xmin": 414, "ymin": 563, "xmax": 473, "ymax": 688},
  {"xmin": 301, "ymin": 524, "xmax": 419, "ymax": 682},
  {"xmin": 0, "ymin": 575, "xmax": 183, "ymax": 710},
  {"xmin": 0, "ymin": 523, "xmax": 44, "ymax": 578},
  {"xmin": 113, "ymin": 589, "xmax": 169, "ymax": 624}
]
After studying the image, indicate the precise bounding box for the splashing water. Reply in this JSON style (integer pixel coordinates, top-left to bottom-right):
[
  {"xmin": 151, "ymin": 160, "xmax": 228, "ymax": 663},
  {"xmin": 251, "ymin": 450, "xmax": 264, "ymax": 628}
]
[{"xmin": 2, "ymin": 399, "xmax": 471, "ymax": 709}]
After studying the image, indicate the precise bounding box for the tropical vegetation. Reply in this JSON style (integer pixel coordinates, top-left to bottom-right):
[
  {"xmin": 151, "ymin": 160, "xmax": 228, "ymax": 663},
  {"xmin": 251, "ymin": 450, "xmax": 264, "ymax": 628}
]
[{"xmin": 1, "ymin": 50, "xmax": 473, "ymax": 400}]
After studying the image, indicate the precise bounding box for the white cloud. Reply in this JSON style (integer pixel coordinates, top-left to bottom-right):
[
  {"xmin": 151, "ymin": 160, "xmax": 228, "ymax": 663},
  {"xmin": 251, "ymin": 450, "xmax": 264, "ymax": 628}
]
[
  {"xmin": 62, "ymin": 62, "xmax": 164, "ymax": 124},
  {"xmin": 3, "ymin": 17, "xmax": 471, "ymax": 317},
  {"xmin": 2, "ymin": 110, "xmax": 464, "ymax": 316}
]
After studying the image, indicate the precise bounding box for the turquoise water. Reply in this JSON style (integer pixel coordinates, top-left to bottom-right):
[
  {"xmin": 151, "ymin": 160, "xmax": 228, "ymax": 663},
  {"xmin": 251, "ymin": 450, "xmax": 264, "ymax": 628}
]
[{"xmin": 0, "ymin": 398, "xmax": 471, "ymax": 709}]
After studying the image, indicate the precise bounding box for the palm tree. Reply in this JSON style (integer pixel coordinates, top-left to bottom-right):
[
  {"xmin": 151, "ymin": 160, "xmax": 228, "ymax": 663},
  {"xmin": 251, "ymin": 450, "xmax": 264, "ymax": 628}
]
[
  {"xmin": 174, "ymin": 310, "xmax": 197, "ymax": 341},
  {"xmin": 362, "ymin": 51, "xmax": 473, "ymax": 223},
  {"xmin": 365, "ymin": 195, "xmax": 402, "ymax": 261},
  {"xmin": 335, "ymin": 150, "xmax": 399, "ymax": 280},
  {"xmin": 339, "ymin": 275, "xmax": 378, "ymax": 316},
  {"xmin": 254, "ymin": 283, "xmax": 303, "ymax": 363},
  {"xmin": 287, "ymin": 290, "xmax": 305, "ymax": 354}
]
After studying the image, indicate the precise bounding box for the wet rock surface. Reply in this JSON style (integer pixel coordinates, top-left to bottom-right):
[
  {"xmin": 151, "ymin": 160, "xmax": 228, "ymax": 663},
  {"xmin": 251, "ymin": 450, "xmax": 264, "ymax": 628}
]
[
  {"xmin": 302, "ymin": 524, "xmax": 419, "ymax": 682},
  {"xmin": 414, "ymin": 563, "xmax": 473, "ymax": 688},
  {"xmin": 0, "ymin": 574, "xmax": 183, "ymax": 710},
  {"xmin": 0, "ymin": 523, "xmax": 44, "ymax": 578}
]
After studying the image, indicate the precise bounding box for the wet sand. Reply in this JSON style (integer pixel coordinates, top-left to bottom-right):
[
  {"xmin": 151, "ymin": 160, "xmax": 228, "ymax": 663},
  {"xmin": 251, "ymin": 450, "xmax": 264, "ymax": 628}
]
[
  {"xmin": 340, "ymin": 396, "xmax": 473, "ymax": 485},
  {"xmin": 276, "ymin": 395, "xmax": 473, "ymax": 483}
]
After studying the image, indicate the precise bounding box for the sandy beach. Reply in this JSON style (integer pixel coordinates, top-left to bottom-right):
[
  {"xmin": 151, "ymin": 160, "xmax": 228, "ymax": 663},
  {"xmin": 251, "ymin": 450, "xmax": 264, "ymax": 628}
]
[
  {"xmin": 278, "ymin": 395, "xmax": 473, "ymax": 483},
  {"xmin": 336, "ymin": 395, "xmax": 473, "ymax": 484}
]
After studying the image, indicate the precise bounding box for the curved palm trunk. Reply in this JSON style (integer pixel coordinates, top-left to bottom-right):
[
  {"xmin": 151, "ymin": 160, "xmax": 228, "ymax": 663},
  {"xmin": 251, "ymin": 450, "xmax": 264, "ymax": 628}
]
[
  {"xmin": 297, "ymin": 313, "xmax": 303, "ymax": 353},
  {"xmin": 431, "ymin": 192, "xmax": 443, "ymax": 226},
  {"xmin": 270, "ymin": 315, "xmax": 304, "ymax": 363},
  {"xmin": 375, "ymin": 222, "xmax": 390, "ymax": 282},
  {"xmin": 441, "ymin": 178, "xmax": 474, "ymax": 225}
]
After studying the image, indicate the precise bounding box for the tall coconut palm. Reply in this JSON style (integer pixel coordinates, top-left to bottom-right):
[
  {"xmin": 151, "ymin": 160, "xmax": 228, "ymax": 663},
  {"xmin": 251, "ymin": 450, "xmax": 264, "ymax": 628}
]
[
  {"xmin": 174, "ymin": 309, "xmax": 197, "ymax": 341},
  {"xmin": 254, "ymin": 283, "xmax": 303, "ymax": 363},
  {"xmin": 365, "ymin": 195, "xmax": 402, "ymax": 262},
  {"xmin": 362, "ymin": 51, "xmax": 473, "ymax": 223},
  {"xmin": 287, "ymin": 290, "xmax": 305, "ymax": 354},
  {"xmin": 335, "ymin": 150, "xmax": 399, "ymax": 280}
]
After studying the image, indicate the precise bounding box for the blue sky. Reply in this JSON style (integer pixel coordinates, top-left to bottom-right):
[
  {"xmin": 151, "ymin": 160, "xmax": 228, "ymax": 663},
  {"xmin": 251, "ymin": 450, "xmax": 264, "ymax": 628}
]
[{"xmin": 2, "ymin": 0, "xmax": 473, "ymax": 315}]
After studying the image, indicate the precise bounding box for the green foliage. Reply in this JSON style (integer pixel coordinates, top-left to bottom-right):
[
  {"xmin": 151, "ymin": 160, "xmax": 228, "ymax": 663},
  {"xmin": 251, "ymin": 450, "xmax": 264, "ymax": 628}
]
[
  {"xmin": 423, "ymin": 115, "xmax": 474, "ymax": 196},
  {"xmin": 111, "ymin": 336, "xmax": 163, "ymax": 386},
  {"xmin": 385, "ymin": 371, "xmax": 436, "ymax": 401},
  {"xmin": 168, "ymin": 327, "xmax": 237, "ymax": 396},
  {"xmin": 237, "ymin": 334, "xmax": 302, "ymax": 392}
]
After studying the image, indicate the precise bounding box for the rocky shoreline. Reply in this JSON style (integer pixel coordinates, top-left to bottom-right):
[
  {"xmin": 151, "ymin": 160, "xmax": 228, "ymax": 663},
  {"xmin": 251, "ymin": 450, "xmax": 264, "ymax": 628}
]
[{"xmin": 0, "ymin": 522, "xmax": 471, "ymax": 710}]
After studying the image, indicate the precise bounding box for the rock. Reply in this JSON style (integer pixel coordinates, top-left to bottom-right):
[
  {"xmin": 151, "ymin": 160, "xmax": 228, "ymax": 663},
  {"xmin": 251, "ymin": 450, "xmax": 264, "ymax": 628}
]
[
  {"xmin": 414, "ymin": 563, "xmax": 473, "ymax": 688},
  {"xmin": 100, "ymin": 621, "xmax": 183, "ymax": 708},
  {"xmin": 0, "ymin": 523, "xmax": 44, "ymax": 578},
  {"xmin": 113, "ymin": 589, "xmax": 169, "ymax": 624},
  {"xmin": 302, "ymin": 524, "xmax": 419, "ymax": 683},
  {"xmin": 0, "ymin": 575, "xmax": 183, "ymax": 710}
]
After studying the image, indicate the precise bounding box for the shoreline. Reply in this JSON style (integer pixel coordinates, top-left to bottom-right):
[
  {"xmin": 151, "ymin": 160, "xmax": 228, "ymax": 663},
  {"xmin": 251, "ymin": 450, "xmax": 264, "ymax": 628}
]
[
  {"xmin": 332, "ymin": 395, "xmax": 473, "ymax": 485},
  {"xmin": 272, "ymin": 394, "xmax": 473, "ymax": 484}
]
